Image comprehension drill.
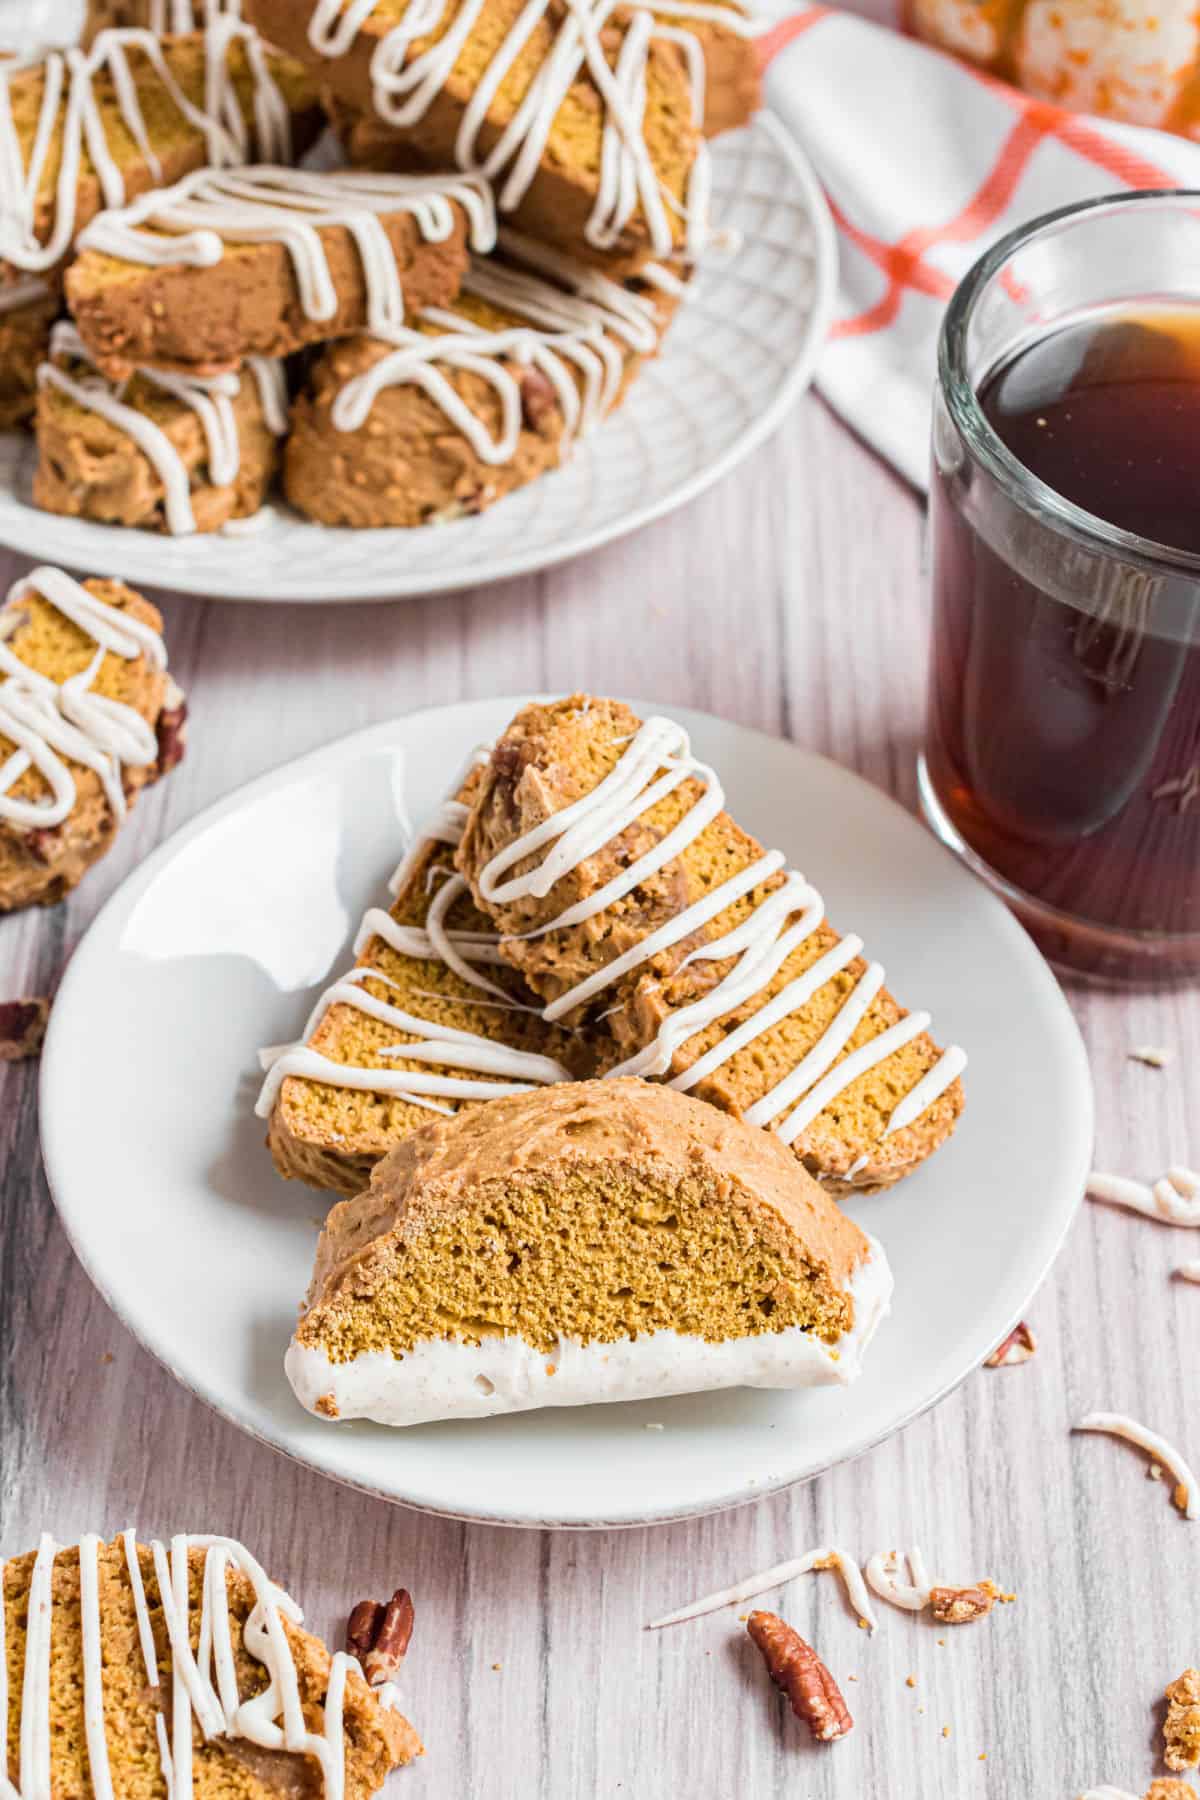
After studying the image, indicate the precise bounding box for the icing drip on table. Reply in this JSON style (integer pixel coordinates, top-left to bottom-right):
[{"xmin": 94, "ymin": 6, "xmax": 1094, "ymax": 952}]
[
  {"xmin": 330, "ymin": 241, "xmax": 664, "ymax": 459},
  {"xmin": 77, "ymin": 163, "xmax": 498, "ymax": 332},
  {"xmin": 39, "ymin": 321, "xmax": 287, "ymax": 536},
  {"xmin": 0, "ymin": 563, "xmax": 165, "ymax": 831},
  {"xmin": 0, "ymin": 19, "xmax": 293, "ymax": 275},
  {"xmin": 473, "ymin": 712, "xmax": 966, "ymax": 1154},
  {"xmin": 256, "ymin": 760, "xmax": 573, "ymax": 1121},
  {"xmin": 305, "ymin": 0, "xmax": 729, "ymax": 258},
  {"xmin": 0, "ymin": 1530, "xmax": 365, "ymax": 1799}
]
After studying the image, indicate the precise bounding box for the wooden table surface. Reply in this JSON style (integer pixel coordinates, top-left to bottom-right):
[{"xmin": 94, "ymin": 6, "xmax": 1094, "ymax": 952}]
[{"xmin": 2, "ymin": 384, "xmax": 1197, "ymax": 1800}]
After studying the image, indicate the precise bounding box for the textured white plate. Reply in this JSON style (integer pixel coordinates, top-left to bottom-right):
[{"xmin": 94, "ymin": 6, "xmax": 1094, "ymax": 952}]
[
  {"xmin": 0, "ymin": 115, "xmax": 834, "ymax": 601},
  {"xmin": 40, "ymin": 699, "xmax": 1094, "ymax": 1528}
]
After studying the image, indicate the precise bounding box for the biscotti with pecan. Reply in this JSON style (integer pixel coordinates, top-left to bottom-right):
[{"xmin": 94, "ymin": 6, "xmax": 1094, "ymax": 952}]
[{"xmin": 455, "ymin": 696, "xmax": 966, "ymax": 1192}]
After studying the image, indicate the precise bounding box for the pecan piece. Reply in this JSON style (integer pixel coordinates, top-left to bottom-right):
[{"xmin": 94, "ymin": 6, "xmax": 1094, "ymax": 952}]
[
  {"xmin": 1164, "ymin": 1667, "xmax": 1200, "ymax": 1772},
  {"xmin": 0, "ymin": 998, "xmax": 49, "ymax": 1062},
  {"xmin": 929, "ymin": 1583, "xmax": 996, "ymax": 1625},
  {"xmin": 520, "ymin": 367, "xmax": 558, "ymax": 434},
  {"xmin": 985, "ymin": 1321, "xmax": 1037, "ymax": 1367},
  {"xmin": 746, "ymin": 1610, "xmax": 852, "ymax": 1742},
  {"xmin": 346, "ymin": 1588, "xmax": 414, "ymax": 1686}
]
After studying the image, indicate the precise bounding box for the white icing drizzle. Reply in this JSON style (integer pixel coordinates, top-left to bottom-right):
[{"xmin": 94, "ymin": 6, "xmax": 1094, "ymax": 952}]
[
  {"xmin": 77, "ymin": 164, "xmax": 497, "ymax": 340},
  {"xmin": 1075, "ymin": 1412, "xmax": 1199, "ymax": 1518},
  {"xmin": 0, "ymin": 20, "xmax": 293, "ymax": 276},
  {"xmin": 865, "ymin": 1547, "xmax": 933, "ymax": 1612},
  {"xmin": 646, "ymin": 1545, "xmax": 878, "ymax": 1632},
  {"xmin": 147, "ymin": 0, "xmax": 236, "ymax": 29},
  {"xmin": 255, "ymin": 772, "xmax": 573, "ymax": 1120},
  {"xmin": 0, "ymin": 1531, "xmax": 370, "ymax": 1800},
  {"xmin": 474, "ymin": 714, "xmax": 965, "ymax": 1151},
  {"xmin": 329, "ymin": 240, "xmax": 661, "ymax": 458},
  {"xmin": 39, "ymin": 322, "xmax": 285, "ymax": 536},
  {"xmin": 1179, "ymin": 1259, "xmax": 1200, "ymax": 1283},
  {"xmin": 305, "ymin": 0, "xmax": 723, "ymax": 258},
  {"xmin": 0, "ymin": 564, "xmax": 166, "ymax": 831},
  {"xmin": 1087, "ymin": 1165, "xmax": 1200, "ymax": 1227}
]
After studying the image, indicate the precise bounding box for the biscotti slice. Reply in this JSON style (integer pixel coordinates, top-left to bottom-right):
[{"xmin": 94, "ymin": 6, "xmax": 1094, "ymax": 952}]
[
  {"xmin": 0, "ymin": 565, "xmax": 186, "ymax": 911},
  {"xmin": 67, "ymin": 166, "xmax": 497, "ymax": 381},
  {"xmin": 658, "ymin": 2, "xmax": 762, "ymax": 136},
  {"xmin": 0, "ymin": 280, "xmax": 57, "ymax": 431},
  {"xmin": 286, "ymin": 1078, "xmax": 892, "ymax": 1425},
  {"xmin": 244, "ymin": 0, "xmax": 703, "ymax": 276},
  {"xmin": 285, "ymin": 230, "xmax": 682, "ymax": 528},
  {"xmin": 257, "ymin": 757, "xmax": 584, "ymax": 1197},
  {"xmin": 455, "ymin": 696, "xmax": 966, "ymax": 1194},
  {"xmin": 0, "ymin": 23, "xmax": 323, "ymax": 288},
  {"xmin": 35, "ymin": 322, "xmax": 285, "ymax": 534},
  {"xmin": 0, "ymin": 1529, "xmax": 420, "ymax": 1795}
]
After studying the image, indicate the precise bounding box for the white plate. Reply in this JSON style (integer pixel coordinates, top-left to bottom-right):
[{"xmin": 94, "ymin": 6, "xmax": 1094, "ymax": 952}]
[
  {"xmin": 39, "ymin": 699, "xmax": 1094, "ymax": 1528},
  {"xmin": 0, "ymin": 116, "xmax": 834, "ymax": 602}
]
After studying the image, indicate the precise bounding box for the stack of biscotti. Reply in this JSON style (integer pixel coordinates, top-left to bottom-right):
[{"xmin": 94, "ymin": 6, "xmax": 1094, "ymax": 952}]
[
  {"xmin": 243, "ymin": 0, "xmax": 761, "ymax": 274},
  {"xmin": 0, "ymin": 564, "xmax": 187, "ymax": 911},
  {"xmin": 11, "ymin": 0, "xmax": 758, "ymax": 530},
  {"xmin": 257, "ymin": 757, "xmax": 588, "ymax": 1196},
  {"xmin": 453, "ymin": 696, "xmax": 967, "ymax": 1195},
  {"xmin": 0, "ymin": 20, "xmax": 323, "ymax": 434}
]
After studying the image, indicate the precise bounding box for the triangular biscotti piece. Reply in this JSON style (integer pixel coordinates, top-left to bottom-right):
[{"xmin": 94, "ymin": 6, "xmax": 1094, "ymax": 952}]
[
  {"xmin": 0, "ymin": 24, "xmax": 323, "ymax": 288},
  {"xmin": 66, "ymin": 166, "xmax": 497, "ymax": 381},
  {"xmin": 454, "ymin": 696, "xmax": 966, "ymax": 1195},
  {"xmin": 257, "ymin": 756, "xmax": 585, "ymax": 1198},
  {"xmin": 35, "ymin": 323, "xmax": 285, "ymax": 535},
  {"xmin": 285, "ymin": 232, "xmax": 682, "ymax": 528},
  {"xmin": 286, "ymin": 1079, "xmax": 892, "ymax": 1426},
  {"xmin": 0, "ymin": 565, "xmax": 186, "ymax": 912},
  {"xmin": 243, "ymin": 0, "xmax": 704, "ymax": 276},
  {"xmin": 0, "ymin": 1530, "xmax": 420, "ymax": 1795}
]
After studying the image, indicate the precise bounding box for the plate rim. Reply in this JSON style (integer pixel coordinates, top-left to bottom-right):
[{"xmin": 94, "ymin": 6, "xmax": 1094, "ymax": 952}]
[
  {"xmin": 1, "ymin": 114, "xmax": 837, "ymax": 604},
  {"xmin": 38, "ymin": 699, "xmax": 1095, "ymax": 1528}
]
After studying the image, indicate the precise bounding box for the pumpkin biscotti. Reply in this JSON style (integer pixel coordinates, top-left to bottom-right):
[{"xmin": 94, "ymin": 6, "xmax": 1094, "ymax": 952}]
[
  {"xmin": 0, "ymin": 1528, "xmax": 420, "ymax": 1794},
  {"xmin": 35, "ymin": 323, "xmax": 285, "ymax": 535},
  {"xmin": 0, "ymin": 25, "xmax": 323, "ymax": 288},
  {"xmin": 257, "ymin": 757, "xmax": 583, "ymax": 1197},
  {"xmin": 243, "ymin": 0, "xmax": 704, "ymax": 274},
  {"xmin": 66, "ymin": 166, "xmax": 497, "ymax": 381},
  {"xmin": 0, "ymin": 566, "xmax": 186, "ymax": 911},
  {"xmin": 455, "ymin": 696, "xmax": 966, "ymax": 1193},
  {"xmin": 285, "ymin": 233, "xmax": 681, "ymax": 528},
  {"xmin": 286, "ymin": 1079, "xmax": 893, "ymax": 1426}
]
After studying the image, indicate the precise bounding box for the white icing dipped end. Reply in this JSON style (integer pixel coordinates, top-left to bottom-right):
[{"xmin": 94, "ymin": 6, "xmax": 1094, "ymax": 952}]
[{"xmin": 286, "ymin": 1236, "xmax": 892, "ymax": 1427}]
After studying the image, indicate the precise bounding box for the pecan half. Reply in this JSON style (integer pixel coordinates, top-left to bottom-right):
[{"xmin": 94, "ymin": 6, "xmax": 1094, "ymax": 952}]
[
  {"xmin": 985, "ymin": 1321, "xmax": 1037, "ymax": 1367},
  {"xmin": 0, "ymin": 998, "xmax": 49, "ymax": 1062},
  {"xmin": 520, "ymin": 368, "xmax": 558, "ymax": 434},
  {"xmin": 929, "ymin": 1583, "xmax": 995, "ymax": 1625},
  {"xmin": 746, "ymin": 1610, "xmax": 852, "ymax": 1742},
  {"xmin": 346, "ymin": 1588, "xmax": 414, "ymax": 1687}
]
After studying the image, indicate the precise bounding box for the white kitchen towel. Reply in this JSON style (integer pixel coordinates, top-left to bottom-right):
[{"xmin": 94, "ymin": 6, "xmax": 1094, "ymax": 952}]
[{"xmin": 760, "ymin": 6, "xmax": 1200, "ymax": 487}]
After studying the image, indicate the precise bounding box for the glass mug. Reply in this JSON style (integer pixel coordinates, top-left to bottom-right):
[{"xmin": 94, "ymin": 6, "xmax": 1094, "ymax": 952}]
[{"xmin": 920, "ymin": 191, "xmax": 1200, "ymax": 985}]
